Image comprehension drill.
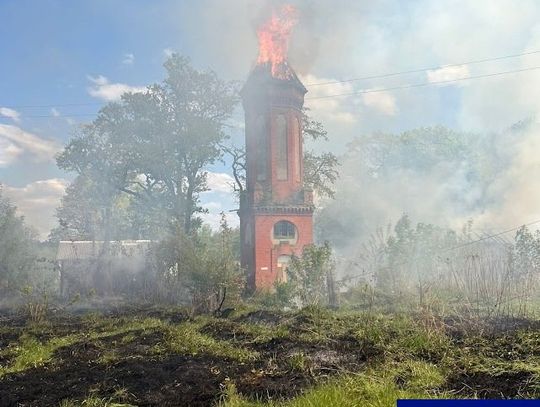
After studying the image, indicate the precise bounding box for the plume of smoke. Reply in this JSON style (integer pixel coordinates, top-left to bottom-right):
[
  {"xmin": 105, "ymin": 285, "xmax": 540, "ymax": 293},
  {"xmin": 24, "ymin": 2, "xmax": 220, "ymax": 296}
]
[
  {"xmin": 318, "ymin": 120, "xmax": 540, "ymax": 262},
  {"xmin": 475, "ymin": 119, "xmax": 540, "ymax": 229}
]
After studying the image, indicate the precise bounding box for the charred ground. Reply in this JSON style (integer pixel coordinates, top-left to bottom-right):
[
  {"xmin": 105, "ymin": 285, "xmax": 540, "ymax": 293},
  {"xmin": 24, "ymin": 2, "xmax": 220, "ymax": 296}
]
[{"xmin": 0, "ymin": 306, "xmax": 539, "ymax": 406}]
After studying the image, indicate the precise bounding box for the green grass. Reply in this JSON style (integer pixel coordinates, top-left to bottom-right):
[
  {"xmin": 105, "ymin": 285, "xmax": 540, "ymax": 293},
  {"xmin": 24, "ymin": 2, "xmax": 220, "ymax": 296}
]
[
  {"xmin": 0, "ymin": 317, "xmax": 166, "ymax": 377},
  {"xmin": 154, "ymin": 319, "xmax": 258, "ymax": 362},
  {"xmin": 219, "ymin": 360, "xmax": 451, "ymax": 407},
  {"xmin": 202, "ymin": 318, "xmax": 291, "ymax": 345},
  {"xmin": 0, "ymin": 333, "xmax": 79, "ymax": 377},
  {"xmin": 2, "ymin": 306, "xmax": 539, "ymax": 405},
  {"xmin": 0, "ymin": 314, "xmax": 253, "ymax": 378},
  {"xmin": 448, "ymin": 331, "xmax": 540, "ymax": 389},
  {"xmin": 59, "ymin": 395, "xmax": 135, "ymax": 407}
]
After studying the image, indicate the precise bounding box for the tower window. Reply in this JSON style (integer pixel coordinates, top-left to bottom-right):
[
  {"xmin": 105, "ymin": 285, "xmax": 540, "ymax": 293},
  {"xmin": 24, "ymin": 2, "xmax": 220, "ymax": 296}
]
[
  {"xmin": 255, "ymin": 116, "xmax": 267, "ymax": 181},
  {"xmin": 275, "ymin": 114, "xmax": 288, "ymax": 180},
  {"xmin": 273, "ymin": 220, "xmax": 296, "ymax": 240},
  {"xmin": 292, "ymin": 116, "xmax": 301, "ymax": 182}
]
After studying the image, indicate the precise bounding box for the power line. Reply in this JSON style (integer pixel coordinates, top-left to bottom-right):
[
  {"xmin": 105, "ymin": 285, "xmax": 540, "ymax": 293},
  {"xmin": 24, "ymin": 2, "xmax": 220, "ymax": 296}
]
[
  {"xmin": 0, "ymin": 113, "xmax": 97, "ymax": 120},
  {"xmin": 441, "ymin": 219, "xmax": 540, "ymax": 253},
  {"xmin": 2, "ymin": 102, "xmax": 103, "ymax": 109},
  {"xmin": 306, "ymin": 65, "xmax": 540, "ymax": 100},
  {"xmin": 5, "ymin": 65, "xmax": 540, "ymax": 118},
  {"xmin": 336, "ymin": 218, "xmax": 540, "ymax": 284},
  {"xmin": 305, "ymin": 49, "xmax": 540, "ymax": 86},
  {"xmin": 2, "ymin": 49, "xmax": 540, "ymax": 110}
]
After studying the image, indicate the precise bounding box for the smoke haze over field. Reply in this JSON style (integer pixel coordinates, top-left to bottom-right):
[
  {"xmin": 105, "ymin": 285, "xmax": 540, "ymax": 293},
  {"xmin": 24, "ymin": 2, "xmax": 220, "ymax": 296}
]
[
  {"xmin": 316, "ymin": 121, "xmax": 540, "ymax": 257},
  {"xmin": 2, "ymin": 0, "xmax": 540, "ymax": 240}
]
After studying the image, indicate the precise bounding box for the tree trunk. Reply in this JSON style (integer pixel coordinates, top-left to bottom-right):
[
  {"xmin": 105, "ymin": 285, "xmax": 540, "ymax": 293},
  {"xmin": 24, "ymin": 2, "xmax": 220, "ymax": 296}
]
[
  {"xmin": 184, "ymin": 178, "xmax": 195, "ymax": 234},
  {"xmin": 96, "ymin": 205, "xmax": 112, "ymax": 295}
]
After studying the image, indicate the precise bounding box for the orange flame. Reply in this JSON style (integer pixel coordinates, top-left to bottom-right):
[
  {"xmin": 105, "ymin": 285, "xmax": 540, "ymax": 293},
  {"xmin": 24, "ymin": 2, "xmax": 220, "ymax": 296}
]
[{"xmin": 256, "ymin": 4, "xmax": 298, "ymax": 78}]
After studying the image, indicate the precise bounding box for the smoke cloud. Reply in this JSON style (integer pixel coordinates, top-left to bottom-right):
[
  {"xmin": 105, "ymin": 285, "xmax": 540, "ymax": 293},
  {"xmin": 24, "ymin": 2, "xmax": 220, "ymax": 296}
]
[{"xmin": 166, "ymin": 0, "xmax": 540, "ymax": 259}]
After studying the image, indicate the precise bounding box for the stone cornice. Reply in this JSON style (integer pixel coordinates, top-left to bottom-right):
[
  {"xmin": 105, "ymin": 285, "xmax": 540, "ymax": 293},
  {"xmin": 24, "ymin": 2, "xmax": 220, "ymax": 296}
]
[{"xmin": 250, "ymin": 205, "xmax": 314, "ymax": 215}]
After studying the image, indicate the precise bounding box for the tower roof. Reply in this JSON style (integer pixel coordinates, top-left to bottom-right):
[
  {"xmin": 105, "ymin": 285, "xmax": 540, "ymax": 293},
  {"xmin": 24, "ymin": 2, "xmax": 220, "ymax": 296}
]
[{"xmin": 241, "ymin": 62, "xmax": 307, "ymax": 98}]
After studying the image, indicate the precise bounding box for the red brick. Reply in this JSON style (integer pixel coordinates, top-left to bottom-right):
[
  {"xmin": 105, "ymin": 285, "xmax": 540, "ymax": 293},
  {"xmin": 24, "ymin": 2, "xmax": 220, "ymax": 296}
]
[{"xmin": 240, "ymin": 70, "xmax": 313, "ymax": 292}]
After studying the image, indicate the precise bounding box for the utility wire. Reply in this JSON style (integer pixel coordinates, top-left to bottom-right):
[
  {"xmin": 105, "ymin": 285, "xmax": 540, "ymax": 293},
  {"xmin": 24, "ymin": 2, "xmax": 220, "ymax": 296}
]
[
  {"xmin": 0, "ymin": 113, "xmax": 97, "ymax": 120},
  {"xmin": 335, "ymin": 218, "xmax": 540, "ymax": 284},
  {"xmin": 2, "ymin": 49, "xmax": 540, "ymax": 110},
  {"xmin": 2, "ymin": 102, "xmax": 103, "ymax": 109},
  {"xmin": 305, "ymin": 49, "xmax": 540, "ymax": 86},
  {"xmin": 440, "ymin": 219, "xmax": 540, "ymax": 252},
  {"xmin": 306, "ymin": 65, "xmax": 540, "ymax": 100},
  {"xmin": 4, "ymin": 65, "xmax": 540, "ymax": 118}
]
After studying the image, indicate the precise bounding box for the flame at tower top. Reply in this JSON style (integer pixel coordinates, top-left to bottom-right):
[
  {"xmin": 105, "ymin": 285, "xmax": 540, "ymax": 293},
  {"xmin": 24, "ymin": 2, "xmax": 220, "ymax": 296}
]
[{"xmin": 256, "ymin": 4, "xmax": 298, "ymax": 79}]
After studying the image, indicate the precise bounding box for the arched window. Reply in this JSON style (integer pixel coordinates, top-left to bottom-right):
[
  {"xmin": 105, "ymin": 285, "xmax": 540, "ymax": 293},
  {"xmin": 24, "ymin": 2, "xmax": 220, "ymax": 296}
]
[
  {"xmin": 255, "ymin": 115, "xmax": 267, "ymax": 181},
  {"xmin": 275, "ymin": 114, "xmax": 288, "ymax": 180},
  {"xmin": 273, "ymin": 220, "xmax": 296, "ymax": 239},
  {"xmin": 292, "ymin": 116, "xmax": 301, "ymax": 182}
]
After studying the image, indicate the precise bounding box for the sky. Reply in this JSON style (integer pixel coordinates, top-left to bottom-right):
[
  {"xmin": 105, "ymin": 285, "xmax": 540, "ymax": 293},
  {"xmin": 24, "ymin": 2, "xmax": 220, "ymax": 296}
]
[{"xmin": 2, "ymin": 0, "xmax": 540, "ymax": 238}]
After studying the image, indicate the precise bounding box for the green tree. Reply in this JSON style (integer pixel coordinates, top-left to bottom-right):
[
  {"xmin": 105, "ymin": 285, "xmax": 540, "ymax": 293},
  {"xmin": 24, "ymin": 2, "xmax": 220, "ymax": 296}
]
[
  {"xmin": 57, "ymin": 54, "xmax": 237, "ymax": 236},
  {"xmin": 153, "ymin": 213, "xmax": 244, "ymax": 313},
  {"xmin": 286, "ymin": 242, "xmax": 336, "ymax": 307},
  {"xmin": 376, "ymin": 214, "xmax": 460, "ymax": 296},
  {"xmin": 513, "ymin": 225, "xmax": 540, "ymax": 281},
  {"xmin": 49, "ymin": 175, "xmax": 160, "ymax": 242},
  {"xmin": 302, "ymin": 108, "xmax": 340, "ymax": 198},
  {"xmin": 0, "ymin": 187, "xmax": 37, "ymax": 292},
  {"xmin": 49, "ymin": 175, "xmax": 109, "ymax": 241}
]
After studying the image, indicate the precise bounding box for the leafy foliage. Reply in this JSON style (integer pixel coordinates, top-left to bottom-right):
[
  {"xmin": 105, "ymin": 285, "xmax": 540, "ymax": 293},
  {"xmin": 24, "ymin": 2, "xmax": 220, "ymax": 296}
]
[
  {"xmin": 57, "ymin": 54, "xmax": 237, "ymax": 236},
  {"xmin": 513, "ymin": 225, "xmax": 540, "ymax": 280},
  {"xmin": 0, "ymin": 187, "xmax": 38, "ymax": 292},
  {"xmin": 289, "ymin": 243, "xmax": 334, "ymax": 306},
  {"xmin": 341, "ymin": 214, "xmax": 540, "ymax": 319},
  {"xmin": 266, "ymin": 242, "xmax": 335, "ymax": 306},
  {"xmin": 377, "ymin": 214, "xmax": 460, "ymax": 294},
  {"xmin": 301, "ymin": 108, "xmax": 340, "ymax": 198},
  {"xmin": 153, "ymin": 213, "xmax": 244, "ymax": 313}
]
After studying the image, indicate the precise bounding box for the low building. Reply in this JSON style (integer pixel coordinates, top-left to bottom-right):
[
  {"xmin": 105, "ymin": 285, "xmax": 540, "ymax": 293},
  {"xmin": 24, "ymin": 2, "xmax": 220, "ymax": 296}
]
[{"xmin": 56, "ymin": 240, "xmax": 153, "ymax": 297}]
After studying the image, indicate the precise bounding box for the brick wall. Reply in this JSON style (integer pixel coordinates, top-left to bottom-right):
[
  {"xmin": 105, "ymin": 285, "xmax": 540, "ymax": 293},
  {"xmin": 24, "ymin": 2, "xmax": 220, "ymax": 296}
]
[
  {"xmin": 240, "ymin": 69, "xmax": 312, "ymax": 292},
  {"xmin": 251, "ymin": 213, "xmax": 313, "ymax": 290}
]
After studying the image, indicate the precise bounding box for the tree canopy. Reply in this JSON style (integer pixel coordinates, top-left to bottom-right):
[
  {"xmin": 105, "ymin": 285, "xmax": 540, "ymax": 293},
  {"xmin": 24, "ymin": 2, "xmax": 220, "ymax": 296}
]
[
  {"xmin": 57, "ymin": 55, "xmax": 238, "ymax": 238},
  {"xmin": 0, "ymin": 187, "xmax": 37, "ymax": 292}
]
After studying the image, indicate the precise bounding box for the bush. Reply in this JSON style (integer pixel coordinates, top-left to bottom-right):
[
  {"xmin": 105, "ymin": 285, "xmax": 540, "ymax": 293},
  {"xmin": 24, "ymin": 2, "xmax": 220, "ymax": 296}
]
[{"xmin": 153, "ymin": 213, "xmax": 245, "ymax": 313}]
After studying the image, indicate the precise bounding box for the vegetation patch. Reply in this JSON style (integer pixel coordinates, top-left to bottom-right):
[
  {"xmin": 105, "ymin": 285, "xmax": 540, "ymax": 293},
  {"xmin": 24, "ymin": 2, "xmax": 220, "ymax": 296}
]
[
  {"xmin": 155, "ymin": 320, "xmax": 258, "ymax": 362},
  {"xmin": 0, "ymin": 308, "xmax": 538, "ymax": 406},
  {"xmin": 0, "ymin": 333, "xmax": 79, "ymax": 377},
  {"xmin": 220, "ymin": 360, "xmax": 451, "ymax": 407}
]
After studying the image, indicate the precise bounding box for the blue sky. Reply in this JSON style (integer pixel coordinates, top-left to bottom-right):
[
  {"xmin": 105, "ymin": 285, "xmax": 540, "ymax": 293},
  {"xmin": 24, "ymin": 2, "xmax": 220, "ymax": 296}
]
[{"xmin": 2, "ymin": 0, "xmax": 540, "ymax": 237}]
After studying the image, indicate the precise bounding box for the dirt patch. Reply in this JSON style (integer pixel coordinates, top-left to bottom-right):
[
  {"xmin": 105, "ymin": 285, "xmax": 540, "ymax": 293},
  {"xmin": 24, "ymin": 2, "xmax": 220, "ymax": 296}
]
[
  {"xmin": 0, "ymin": 338, "xmax": 313, "ymax": 406},
  {"xmin": 234, "ymin": 310, "xmax": 285, "ymax": 326},
  {"xmin": 0, "ymin": 331, "xmax": 20, "ymax": 349},
  {"xmin": 200, "ymin": 320, "xmax": 257, "ymax": 344},
  {"xmin": 446, "ymin": 370, "xmax": 535, "ymax": 398},
  {"xmin": 444, "ymin": 315, "xmax": 540, "ymax": 339},
  {"xmin": 0, "ymin": 312, "xmax": 375, "ymax": 406},
  {"xmin": 0, "ymin": 325, "xmax": 235, "ymax": 407},
  {"xmin": 202, "ymin": 319, "xmax": 372, "ymax": 373},
  {"xmin": 0, "ymin": 354, "xmax": 233, "ymax": 406}
]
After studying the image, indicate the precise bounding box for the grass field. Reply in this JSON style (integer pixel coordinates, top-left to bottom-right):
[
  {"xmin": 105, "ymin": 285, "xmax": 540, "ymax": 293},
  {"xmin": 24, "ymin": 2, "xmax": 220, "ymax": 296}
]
[{"xmin": 0, "ymin": 305, "xmax": 539, "ymax": 406}]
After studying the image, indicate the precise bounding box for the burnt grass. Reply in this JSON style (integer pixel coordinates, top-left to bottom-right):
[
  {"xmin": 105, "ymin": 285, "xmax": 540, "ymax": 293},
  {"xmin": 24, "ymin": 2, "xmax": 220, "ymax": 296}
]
[{"xmin": 0, "ymin": 307, "xmax": 539, "ymax": 406}]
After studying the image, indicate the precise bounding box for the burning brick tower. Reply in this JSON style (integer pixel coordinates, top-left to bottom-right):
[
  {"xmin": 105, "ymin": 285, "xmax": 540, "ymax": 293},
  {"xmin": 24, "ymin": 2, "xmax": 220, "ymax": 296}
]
[
  {"xmin": 240, "ymin": 5, "xmax": 313, "ymax": 291},
  {"xmin": 240, "ymin": 62, "xmax": 313, "ymax": 291}
]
